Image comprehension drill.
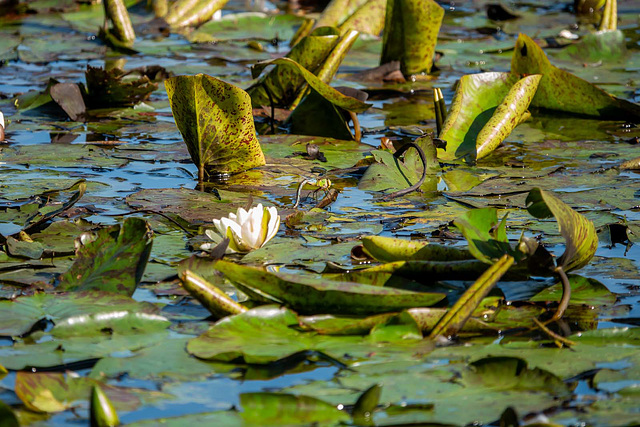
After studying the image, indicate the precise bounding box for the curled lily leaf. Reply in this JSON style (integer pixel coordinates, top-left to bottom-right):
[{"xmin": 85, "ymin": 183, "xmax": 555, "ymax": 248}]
[{"xmin": 207, "ymin": 204, "xmax": 280, "ymax": 253}]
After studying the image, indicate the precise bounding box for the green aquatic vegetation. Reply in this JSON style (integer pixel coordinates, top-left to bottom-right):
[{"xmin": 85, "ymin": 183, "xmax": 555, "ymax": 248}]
[{"xmin": 2, "ymin": 0, "xmax": 640, "ymax": 424}]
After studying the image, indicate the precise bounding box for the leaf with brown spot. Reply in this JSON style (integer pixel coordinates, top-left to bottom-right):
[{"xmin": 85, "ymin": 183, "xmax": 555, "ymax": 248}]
[
  {"xmin": 165, "ymin": 74, "xmax": 266, "ymax": 176},
  {"xmin": 511, "ymin": 33, "xmax": 640, "ymax": 119}
]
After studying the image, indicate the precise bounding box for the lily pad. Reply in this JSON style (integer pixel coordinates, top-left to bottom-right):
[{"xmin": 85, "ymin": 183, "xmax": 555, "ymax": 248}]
[
  {"xmin": 214, "ymin": 260, "xmax": 446, "ymax": 314},
  {"xmin": 0, "ymin": 291, "xmax": 167, "ymax": 337},
  {"xmin": 57, "ymin": 218, "xmax": 153, "ymax": 296},
  {"xmin": 240, "ymin": 392, "xmax": 349, "ymax": 425},
  {"xmin": 188, "ymin": 305, "xmax": 361, "ymax": 362}
]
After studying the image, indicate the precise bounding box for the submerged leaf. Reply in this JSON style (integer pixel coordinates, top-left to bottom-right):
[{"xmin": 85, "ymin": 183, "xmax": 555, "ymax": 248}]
[{"xmin": 165, "ymin": 74, "xmax": 266, "ymax": 177}]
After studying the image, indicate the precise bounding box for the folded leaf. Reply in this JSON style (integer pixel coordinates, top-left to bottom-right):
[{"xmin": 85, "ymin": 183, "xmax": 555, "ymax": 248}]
[
  {"xmin": 525, "ymin": 188, "xmax": 598, "ymax": 272},
  {"xmin": 250, "ymin": 57, "xmax": 371, "ymax": 113},
  {"xmin": 438, "ymin": 72, "xmax": 535, "ymax": 162},
  {"xmin": 511, "ymin": 33, "xmax": 640, "ymax": 119},
  {"xmin": 214, "ymin": 260, "xmax": 445, "ymax": 314},
  {"xmin": 57, "ymin": 218, "xmax": 153, "ymax": 296}
]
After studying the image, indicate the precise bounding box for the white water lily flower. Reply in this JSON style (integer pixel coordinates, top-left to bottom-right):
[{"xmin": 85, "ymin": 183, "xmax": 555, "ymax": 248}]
[
  {"xmin": 207, "ymin": 204, "xmax": 280, "ymax": 253},
  {"xmin": 0, "ymin": 111, "xmax": 4, "ymax": 129}
]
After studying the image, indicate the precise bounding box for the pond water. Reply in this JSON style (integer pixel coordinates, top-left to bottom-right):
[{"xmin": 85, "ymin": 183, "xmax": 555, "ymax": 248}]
[{"xmin": 1, "ymin": 0, "xmax": 640, "ymax": 425}]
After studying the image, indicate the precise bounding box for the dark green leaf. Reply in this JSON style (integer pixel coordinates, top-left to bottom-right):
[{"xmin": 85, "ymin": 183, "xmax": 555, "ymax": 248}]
[
  {"xmin": 214, "ymin": 260, "xmax": 446, "ymax": 314},
  {"xmin": 57, "ymin": 218, "xmax": 153, "ymax": 296}
]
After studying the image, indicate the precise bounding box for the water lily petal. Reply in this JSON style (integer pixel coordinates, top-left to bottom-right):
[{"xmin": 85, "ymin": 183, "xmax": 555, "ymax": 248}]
[
  {"xmin": 264, "ymin": 206, "xmax": 280, "ymax": 244},
  {"xmin": 241, "ymin": 205, "xmax": 265, "ymax": 249},
  {"xmin": 220, "ymin": 216, "xmax": 242, "ymax": 239}
]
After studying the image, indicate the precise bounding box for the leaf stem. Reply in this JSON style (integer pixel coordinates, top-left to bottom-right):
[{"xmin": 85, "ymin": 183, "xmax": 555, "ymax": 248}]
[
  {"xmin": 550, "ymin": 265, "xmax": 571, "ymax": 322},
  {"xmin": 349, "ymin": 111, "xmax": 361, "ymax": 142}
]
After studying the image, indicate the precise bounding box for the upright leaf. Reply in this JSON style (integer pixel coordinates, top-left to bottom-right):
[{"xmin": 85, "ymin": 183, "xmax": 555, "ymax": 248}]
[
  {"xmin": 511, "ymin": 33, "xmax": 640, "ymax": 119},
  {"xmin": 525, "ymin": 188, "xmax": 598, "ymax": 272},
  {"xmin": 57, "ymin": 218, "xmax": 153, "ymax": 296},
  {"xmin": 453, "ymin": 208, "xmax": 517, "ymax": 264},
  {"xmin": 247, "ymin": 28, "xmax": 340, "ymax": 109},
  {"xmin": 380, "ymin": 0, "xmax": 444, "ymax": 75},
  {"xmin": 438, "ymin": 72, "xmax": 536, "ymax": 162},
  {"xmin": 165, "ymin": 74, "xmax": 266, "ymax": 178}
]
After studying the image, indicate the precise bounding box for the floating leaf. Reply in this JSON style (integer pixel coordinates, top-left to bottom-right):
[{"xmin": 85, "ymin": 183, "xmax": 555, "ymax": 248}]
[
  {"xmin": 511, "ymin": 33, "xmax": 640, "ymax": 119},
  {"xmin": 214, "ymin": 260, "xmax": 445, "ymax": 314},
  {"xmin": 526, "ymin": 188, "xmax": 598, "ymax": 272},
  {"xmin": 462, "ymin": 357, "xmax": 569, "ymax": 395},
  {"xmin": 187, "ymin": 305, "xmax": 367, "ymax": 363},
  {"xmin": 380, "ymin": 0, "xmax": 444, "ymax": 75},
  {"xmin": 165, "ymin": 74, "xmax": 266, "ymax": 178},
  {"xmin": 0, "ymin": 291, "xmax": 168, "ymax": 337},
  {"xmin": 530, "ymin": 275, "xmax": 615, "ymax": 306},
  {"xmin": 360, "ymin": 235, "xmax": 472, "ymax": 262},
  {"xmin": 57, "ymin": 218, "xmax": 153, "ymax": 296},
  {"xmin": 240, "ymin": 393, "xmax": 349, "ymax": 425},
  {"xmin": 126, "ymin": 187, "xmax": 256, "ymax": 225}
]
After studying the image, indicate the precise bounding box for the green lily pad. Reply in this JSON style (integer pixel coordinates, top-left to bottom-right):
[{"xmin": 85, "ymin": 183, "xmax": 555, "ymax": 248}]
[
  {"xmin": 214, "ymin": 260, "xmax": 446, "ymax": 314},
  {"xmin": 360, "ymin": 235, "xmax": 473, "ymax": 262},
  {"xmin": 187, "ymin": 305, "xmax": 363, "ymax": 363},
  {"xmin": 57, "ymin": 218, "xmax": 153, "ymax": 296},
  {"xmin": 190, "ymin": 13, "xmax": 306, "ymax": 42},
  {"xmin": 239, "ymin": 392, "xmax": 349, "ymax": 425},
  {"xmin": 0, "ymin": 291, "xmax": 167, "ymax": 337},
  {"xmin": 90, "ymin": 338, "xmax": 231, "ymax": 381},
  {"xmin": 530, "ymin": 275, "xmax": 615, "ymax": 306},
  {"xmin": 165, "ymin": 74, "xmax": 266, "ymax": 177},
  {"xmin": 462, "ymin": 356, "xmax": 569, "ymax": 395},
  {"xmin": 0, "ymin": 331, "xmax": 169, "ymax": 370}
]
